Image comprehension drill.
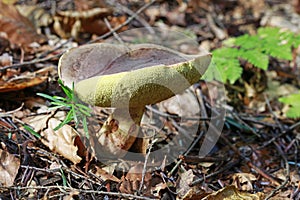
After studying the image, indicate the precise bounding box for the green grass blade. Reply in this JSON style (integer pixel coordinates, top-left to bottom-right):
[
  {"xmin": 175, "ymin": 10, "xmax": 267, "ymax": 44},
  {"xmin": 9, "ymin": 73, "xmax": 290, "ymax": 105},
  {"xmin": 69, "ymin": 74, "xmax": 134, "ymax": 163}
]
[
  {"xmin": 82, "ymin": 117, "xmax": 89, "ymax": 138},
  {"xmin": 54, "ymin": 110, "xmax": 73, "ymax": 131},
  {"xmin": 23, "ymin": 125, "xmax": 41, "ymax": 138},
  {"xmin": 37, "ymin": 93, "xmax": 63, "ymax": 103}
]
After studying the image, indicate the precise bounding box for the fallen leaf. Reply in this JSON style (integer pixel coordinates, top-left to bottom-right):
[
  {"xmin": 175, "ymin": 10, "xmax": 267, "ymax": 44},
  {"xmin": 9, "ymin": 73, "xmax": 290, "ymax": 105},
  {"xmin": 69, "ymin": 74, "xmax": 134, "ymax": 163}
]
[
  {"xmin": 24, "ymin": 113, "xmax": 84, "ymax": 164},
  {"xmin": 119, "ymin": 163, "xmax": 152, "ymax": 194},
  {"xmin": 158, "ymin": 88, "xmax": 200, "ymax": 117},
  {"xmin": 177, "ymin": 168, "xmax": 207, "ymax": 200},
  {"xmin": 42, "ymin": 118, "xmax": 83, "ymax": 164},
  {"xmin": 202, "ymin": 185, "xmax": 264, "ymax": 200},
  {"xmin": 94, "ymin": 166, "xmax": 120, "ymax": 183},
  {"xmin": 232, "ymin": 173, "xmax": 257, "ymax": 191},
  {"xmin": 0, "ymin": 0, "xmax": 46, "ymax": 51},
  {"xmin": 0, "ymin": 149, "xmax": 20, "ymax": 186},
  {"xmin": 0, "ymin": 66, "xmax": 53, "ymax": 93}
]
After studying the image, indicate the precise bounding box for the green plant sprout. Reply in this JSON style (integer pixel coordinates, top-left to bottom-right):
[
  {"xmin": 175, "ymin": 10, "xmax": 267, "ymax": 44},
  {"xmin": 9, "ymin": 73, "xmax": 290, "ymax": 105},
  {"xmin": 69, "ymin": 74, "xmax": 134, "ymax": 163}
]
[
  {"xmin": 204, "ymin": 27, "xmax": 300, "ymax": 84},
  {"xmin": 37, "ymin": 79, "xmax": 92, "ymax": 137}
]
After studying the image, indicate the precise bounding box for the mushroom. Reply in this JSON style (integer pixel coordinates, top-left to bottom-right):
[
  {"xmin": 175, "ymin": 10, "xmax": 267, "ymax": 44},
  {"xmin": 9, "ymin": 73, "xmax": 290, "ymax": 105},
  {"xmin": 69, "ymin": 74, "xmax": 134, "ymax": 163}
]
[{"xmin": 58, "ymin": 43, "xmax": 211, "ymax": 158}]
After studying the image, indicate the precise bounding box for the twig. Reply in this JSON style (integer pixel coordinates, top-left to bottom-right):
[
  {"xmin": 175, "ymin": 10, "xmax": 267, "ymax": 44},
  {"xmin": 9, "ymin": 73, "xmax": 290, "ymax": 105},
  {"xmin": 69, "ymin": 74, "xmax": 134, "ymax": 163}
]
[
  {"xmin": 240, "ymin": 116, "xmax": 280, "ymax": 128},
  {"xmin": 138, "ymin": 138, "xmax": 157, "ymax": 195},
  {"xmin": 37, "ymin": 38, "xmax": 73, "ymax": 58},
  {"xmin": 206, "ymin": 14, "xmax": 227, "ymax": 40},
  {"xmin": 104, "ymin": 17, "xmax": 127, "ymax": 47},
  {"xmin": 190, "ymin": 158, "xmax": 240, "ymax": 186},
  {"xmin": 264, "ymin": 141, "xmax": 290, "ymax": 199},
  {"xmin": 111, "ymin": 0, "xmax": 155, "ymax": 34},
  {"xmin": 88, "ymin": 0, "xmax": 156, "ymax": 44},
  {"xmin": 230, "ymin": 111, "xmax": 261, "ymax": 138},
  {"xmin": 0, "ymin": 185, "xmax": 157, "ymax": 200},
  {"xmin": 168, "ymin": 130, "xmax": 205, "ymax": 177},
  {"xmin": 0, "ymin": 53, "xmax": 64, "ymax": 72},
  {"xmin": 247, "ymin": 161, "xmax": 280, "ymax": 186},
  {"xmin": 145, "ymin": 105, "xmax": 213, "ymax": 121},
  {"xmin": 0, "ymin": 103, "xmax": 24, "ymax": 117},
  {"xmin": 179, "ymin": 155, "xmax": 228, "ymax": 163},
  {"xmin": 264, "ymin": 94, "xmax": 284, "ymax": 132},
  {"xmin": 261, "ymin": 120, "xmax": 300, "ymax": 148},
  {"xmin": 211, "ymin": 122, "xmax": 281, "ymax": 186}
]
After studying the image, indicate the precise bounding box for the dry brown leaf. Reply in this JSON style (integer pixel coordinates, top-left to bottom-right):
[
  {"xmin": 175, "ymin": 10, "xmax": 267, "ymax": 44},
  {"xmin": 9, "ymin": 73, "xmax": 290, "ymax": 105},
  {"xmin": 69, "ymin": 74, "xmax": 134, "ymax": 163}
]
[
  {"xmin": 158, "ymin": 88, "xmax": 200, "ymax": 117},
  {"xmin": 24, "ymin": 113, "xmax": 84, "ymax": 164},
  {"xmin": 0, "ymin": 0, "xmax": 46, "ymax": 50},
  {"xmin": 202, "ymin": 185, "xmax": 264, "ymax": 200},
  {"xmin": 232, "ymin": 173, "xmax": 257, "ymax": 191},
  {"xmin": 0, "ymin": 66, "xmax": 53, "ymax": 93},
  {"xmin": 0, "ymin": 149, "xmax": 20, "ymax": 186},
  {"xmin": 176, "ymin": 169, "xmax": 207, "ymax": 200},
  {"xmin": 94, "ymin": 166, "xmax": 120, "ymax": 183},
  {"xmin": 42, "ymin": 118, "xmax": 83, "ymax": 164},
  {"xmin": 119, "ymin": 163, "xmax": 152, "ymax": 194}
]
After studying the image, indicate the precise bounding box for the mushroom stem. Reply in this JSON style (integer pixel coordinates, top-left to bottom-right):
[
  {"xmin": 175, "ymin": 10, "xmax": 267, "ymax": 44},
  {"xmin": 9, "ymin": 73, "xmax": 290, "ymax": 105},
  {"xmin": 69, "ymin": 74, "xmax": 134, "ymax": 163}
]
[{"xmin": 95, "ymin": 106, "xmax": 145, "ymax": 157}]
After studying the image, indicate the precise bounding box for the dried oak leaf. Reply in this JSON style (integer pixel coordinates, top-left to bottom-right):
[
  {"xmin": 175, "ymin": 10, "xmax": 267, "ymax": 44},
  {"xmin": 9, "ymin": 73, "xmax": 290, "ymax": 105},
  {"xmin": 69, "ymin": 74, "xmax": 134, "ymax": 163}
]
[
  {"xmin": 0, "ymin": 149, "xmax": 20, "ymax": 187},
  {"xmin": 0, "ymin": 1, "xmax": 46, "ymax": 50}
]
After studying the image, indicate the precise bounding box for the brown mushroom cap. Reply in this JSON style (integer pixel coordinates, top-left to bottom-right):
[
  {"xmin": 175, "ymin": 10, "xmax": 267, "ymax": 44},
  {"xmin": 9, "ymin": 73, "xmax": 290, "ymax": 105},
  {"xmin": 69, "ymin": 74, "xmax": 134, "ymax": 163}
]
[{"xmin": 58, "ymin": 43, "xmax": 211, "ymax": 108}]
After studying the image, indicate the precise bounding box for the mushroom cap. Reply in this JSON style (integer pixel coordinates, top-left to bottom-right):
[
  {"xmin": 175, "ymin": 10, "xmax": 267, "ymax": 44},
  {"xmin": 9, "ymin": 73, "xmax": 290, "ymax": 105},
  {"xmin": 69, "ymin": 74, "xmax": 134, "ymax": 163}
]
[{"xmin": 58, "ymin": 43, "xmax": 211, "ymax": 108}]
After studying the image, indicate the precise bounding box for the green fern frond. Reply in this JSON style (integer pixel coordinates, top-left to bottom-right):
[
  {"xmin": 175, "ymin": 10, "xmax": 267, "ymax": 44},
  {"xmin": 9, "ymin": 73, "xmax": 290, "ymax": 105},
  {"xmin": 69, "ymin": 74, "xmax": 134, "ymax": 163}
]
[
  {"xmin": 212, "ymin": 47, "xmax": 240, "ymax": 58},
  {"xmin": 279, "ymin": 92, "xmax": 300, "ymax": 118},
  {"xmin": 285, "ymin": 107, "xmax": 300, "ymax": 119},
  {"xmin": 209, "ymin": 56, "xmax": 242, "ymax": 84},
  {"xmin": 234, "ymin": 34, "xmax": 261, "ymax": 50},
  {"xmin": 293, "ymin": 34, "xmax": 300, "ymax": 48},
  {"xmin": 262, "ymin": 43, "xmax": 292, "ymax": 60},
  {"xmin": 279, "ymin": 93, "xmax": 300, "ymax": 105},
  {"xmin": 208, "ymin": 47, "xmax": 242, "ymax": 84},
  {"xmin": 238, "ymin": 49, "xmax": 269, "ymax": 70},
  {"xmin": 210, "ymin": 27, "xmax": 300, "ymax": 84}
]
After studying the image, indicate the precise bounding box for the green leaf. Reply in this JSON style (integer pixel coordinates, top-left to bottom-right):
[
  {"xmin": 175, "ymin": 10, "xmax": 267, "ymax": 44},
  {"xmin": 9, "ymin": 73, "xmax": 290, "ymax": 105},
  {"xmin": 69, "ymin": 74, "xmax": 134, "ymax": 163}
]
[
  {"xmin": 262, "ymin": 43, "xmax": 292, "ymax": 60},
  {"xmin": 293, "ymin": 35, "xmax": 300, "ymax": 48},
  {"xmin": 279, "ymin": 92, "xmax": 300, "ymax": 118},
  {"xmin": 54, "ymin": 110, "xmax": 74, "ymax": 131},
  {"xmin": 37, "ymin": 93, "xmax": 63, "ymax": 103},
  {"xmin": 82, "ymin": 116, "xmax": 89, "ymax": 138},
  {"xmin": 76, "ymin": 103, "xmax": 92, "ymax": 112},
  {"xmin": 238, "ymin": 49, "xmax": 269, "ymax": 70},
  {"xmin": 212, "ymin": 47, "xmax": 239, "ymax": 58},
  {"xmin": 285, "ymin": 106, "xmax": 300, "ymax": 118},
  {"xmin": 58, "ymin": 79, "xmax": 73, "ymax": 99},
  {"xmin": 60, "ymin": 168, "xmax": 68, "ymax": 187},
  {"xmin": 50, "ymin": 101, "xmax": 71, "ymax": 108},
  {"xmin": 212, "ymin": 56, "xmax": 243, "ymax": 84},
  {"xmin": 235, "ymin": 35, "xmax": 261, "ymax": 50},
  {"xmin": 23, "ymin": 125, "xmax": 41, "ymax": 138},
  {"xmin": 77, "ymin": 107, "xmax": 92, "ymax": 117},
  {"xmin": 72, "ymin": 105, "xmax": 78, "ymax": 124},
  {"xmin": 279, "ymin": 93, "xmax": 300, "ymax": 105}
]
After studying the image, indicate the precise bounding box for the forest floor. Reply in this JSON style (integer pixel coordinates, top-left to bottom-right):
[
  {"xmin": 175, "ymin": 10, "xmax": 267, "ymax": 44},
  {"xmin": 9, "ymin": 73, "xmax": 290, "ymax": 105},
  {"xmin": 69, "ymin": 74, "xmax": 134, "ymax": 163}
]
[{"xmin": 0, "ymin": 0, "xmax": 300, "ymax": 199}]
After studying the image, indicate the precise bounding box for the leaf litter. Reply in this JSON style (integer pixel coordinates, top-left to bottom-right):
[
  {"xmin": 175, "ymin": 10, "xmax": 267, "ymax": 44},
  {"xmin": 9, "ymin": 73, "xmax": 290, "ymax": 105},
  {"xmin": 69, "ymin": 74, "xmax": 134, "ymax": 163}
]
[{"xmin": 0, "ymin": 0, "xmax": 299, "ymax": 199}]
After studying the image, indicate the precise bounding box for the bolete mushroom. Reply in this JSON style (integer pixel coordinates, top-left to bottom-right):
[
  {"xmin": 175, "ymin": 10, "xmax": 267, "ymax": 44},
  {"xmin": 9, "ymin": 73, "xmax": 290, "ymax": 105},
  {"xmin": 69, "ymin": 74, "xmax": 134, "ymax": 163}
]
[{"xmin": 58, "ymin": 43, "xmax": 211, "ymax": 158}]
